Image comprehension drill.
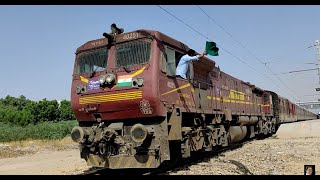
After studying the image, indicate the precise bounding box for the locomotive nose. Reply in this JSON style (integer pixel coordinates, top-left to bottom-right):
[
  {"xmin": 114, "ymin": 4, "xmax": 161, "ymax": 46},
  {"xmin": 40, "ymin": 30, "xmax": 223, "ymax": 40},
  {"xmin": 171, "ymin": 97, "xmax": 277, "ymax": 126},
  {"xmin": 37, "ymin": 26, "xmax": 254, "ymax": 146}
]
[{"xmin": 71, "ymin": 126, "xmax": 84, "ymax": 143}]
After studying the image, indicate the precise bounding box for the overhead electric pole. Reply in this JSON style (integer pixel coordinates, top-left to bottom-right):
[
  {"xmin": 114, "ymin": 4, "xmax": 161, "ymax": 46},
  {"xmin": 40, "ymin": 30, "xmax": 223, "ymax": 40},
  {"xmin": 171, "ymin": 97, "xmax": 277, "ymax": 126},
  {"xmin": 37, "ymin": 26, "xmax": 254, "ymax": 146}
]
[
  {"xmin": 317, "ymin": 40, "xmax": 320, "ymax": 85},
  {"xmin": 316, "ymin": 40, "xmax": 320, "ymax": 85}
]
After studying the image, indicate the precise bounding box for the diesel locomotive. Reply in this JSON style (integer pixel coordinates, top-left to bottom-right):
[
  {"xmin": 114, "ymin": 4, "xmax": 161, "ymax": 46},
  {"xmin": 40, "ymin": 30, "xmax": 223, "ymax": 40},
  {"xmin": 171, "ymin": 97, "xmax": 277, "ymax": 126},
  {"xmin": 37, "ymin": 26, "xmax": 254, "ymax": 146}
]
[{"xmin": 70, "ymin": 24, "xmax": 317, "ymax": 169}]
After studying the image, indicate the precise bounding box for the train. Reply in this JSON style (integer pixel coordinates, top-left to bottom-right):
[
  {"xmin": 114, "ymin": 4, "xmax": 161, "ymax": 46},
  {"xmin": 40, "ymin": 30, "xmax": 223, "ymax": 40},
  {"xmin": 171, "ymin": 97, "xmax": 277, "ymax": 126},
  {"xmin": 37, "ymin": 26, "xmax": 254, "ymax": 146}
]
[{"xmin": 70, "ymin": 24, "xmax": 317, "ymax": 169}]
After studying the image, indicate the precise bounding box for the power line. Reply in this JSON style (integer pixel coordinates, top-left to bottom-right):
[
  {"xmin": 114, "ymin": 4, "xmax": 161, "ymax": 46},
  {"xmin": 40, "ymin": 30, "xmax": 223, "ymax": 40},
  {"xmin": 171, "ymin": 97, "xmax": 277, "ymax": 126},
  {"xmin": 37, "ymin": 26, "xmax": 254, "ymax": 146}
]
[
  {"xmin": 303, "ymin": 94, "xmax": 320, "ymax": 97},
  {"xmin": 305, "ymin": 62, "xmax": 319, "ymax": 65},
  {"xmin": 264, "ymin": 64, "xmax": 299, "ymax": 101},
  {"xmin": 156, "ymin": 6, "xmax": 264, "ymax": 77},
  {"xmin": 156, "ymin": 6, "xmax": 270, "ymax": 79},
  {"xmin": 264, "ymin": 45, "xmax": 316, "ymax": 64},
  {"xmin": 157, "ymin": 5, "xmax": 210, "ymax": 41},
  {"xmin": 197, "ymin": 5, "xmax": 315, "ymax": 65},
  {"xmin": 195, "ymin": 5, "xmax": 300, "ymax": 102},
  {"xmin": 157, "ymin": 5, "xmax": 298, "ymax": 102},
  {"xmin": 196, "ymin": 5, "xmax": 265, "ymax": 65},
  {"xmin": 282, "ymin": 68, "xmax": 318, "ymax": 74}
]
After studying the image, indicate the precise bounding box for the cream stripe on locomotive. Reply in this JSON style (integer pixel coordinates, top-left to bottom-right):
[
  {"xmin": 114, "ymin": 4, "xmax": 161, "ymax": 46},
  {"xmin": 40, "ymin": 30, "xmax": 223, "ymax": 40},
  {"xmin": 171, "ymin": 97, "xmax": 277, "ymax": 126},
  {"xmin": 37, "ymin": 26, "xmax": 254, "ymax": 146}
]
[{"xmin": 79, "ymin": 91, "xmax": 142, "ymax": 104}]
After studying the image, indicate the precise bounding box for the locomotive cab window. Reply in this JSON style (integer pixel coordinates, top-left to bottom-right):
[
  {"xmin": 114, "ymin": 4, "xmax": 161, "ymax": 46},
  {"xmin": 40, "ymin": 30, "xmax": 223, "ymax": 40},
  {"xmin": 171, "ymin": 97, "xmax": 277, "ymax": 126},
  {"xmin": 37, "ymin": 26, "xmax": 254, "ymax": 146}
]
[
  {"xmin": 175, "ymin": 50, "xmax": 184, "ymax": 67},
  {"xmin": 166, "ymin": 47, "xmax": 175, "ymax": 77},
  {"xmin": 115, "ymin": 39, "xmax": 151, "ymax": 68},
  {"xmin": 160, "ymin": 51, "xmax": 167, "ymax": 73},
  {"xmin": 77, "ymin": 47, "xmax": 108, "ymax": 74},
  {"xmin": 165, "ymin": 46, "xmax": 189, "ymax": 79}
]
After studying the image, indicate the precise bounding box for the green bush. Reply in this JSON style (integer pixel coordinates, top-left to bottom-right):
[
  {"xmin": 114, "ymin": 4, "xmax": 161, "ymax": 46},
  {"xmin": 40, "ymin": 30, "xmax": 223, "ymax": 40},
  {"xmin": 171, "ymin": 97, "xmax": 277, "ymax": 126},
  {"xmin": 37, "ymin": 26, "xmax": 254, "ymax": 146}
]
[
  {"xmin": 0, "ymin": 120, "xmax": 78, "ymax": 142},
  {"xmin": 0, "ymin": 95, "xmax": 76, "ymax": 126}
]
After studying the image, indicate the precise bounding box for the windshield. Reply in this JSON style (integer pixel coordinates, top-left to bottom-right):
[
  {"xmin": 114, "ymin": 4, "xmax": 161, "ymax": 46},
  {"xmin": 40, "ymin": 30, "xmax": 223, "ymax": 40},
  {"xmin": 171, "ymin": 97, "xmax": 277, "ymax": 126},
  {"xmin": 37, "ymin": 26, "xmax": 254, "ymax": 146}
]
[
  {"xmin": 77, "ymin": 47, "xmax": 108, "ymax": 74},
  {"xmin": 115, "ymin": 39, "xmax": 151, "ymax": 68}
]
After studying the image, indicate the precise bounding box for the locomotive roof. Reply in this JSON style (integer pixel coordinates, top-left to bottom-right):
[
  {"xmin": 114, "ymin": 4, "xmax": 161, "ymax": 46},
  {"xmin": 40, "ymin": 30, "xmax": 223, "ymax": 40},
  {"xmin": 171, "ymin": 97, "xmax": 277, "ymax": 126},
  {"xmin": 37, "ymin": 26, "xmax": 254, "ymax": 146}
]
[{"xmin": 75, "ymin": 29, "xmax": 216, "ymax": 66}]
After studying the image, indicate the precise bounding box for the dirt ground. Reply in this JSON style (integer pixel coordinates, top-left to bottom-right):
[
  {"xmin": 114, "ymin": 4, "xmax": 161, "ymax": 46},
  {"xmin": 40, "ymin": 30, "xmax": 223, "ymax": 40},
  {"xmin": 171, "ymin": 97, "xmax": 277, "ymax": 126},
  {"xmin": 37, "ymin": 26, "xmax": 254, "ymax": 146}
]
[
  {"xmin": 0, "ymin": 119, "xmax": 319, "ymax": 175},
  {"xmin": 0, "ymin": 138, "xmax": 88, "ymax": 175}
]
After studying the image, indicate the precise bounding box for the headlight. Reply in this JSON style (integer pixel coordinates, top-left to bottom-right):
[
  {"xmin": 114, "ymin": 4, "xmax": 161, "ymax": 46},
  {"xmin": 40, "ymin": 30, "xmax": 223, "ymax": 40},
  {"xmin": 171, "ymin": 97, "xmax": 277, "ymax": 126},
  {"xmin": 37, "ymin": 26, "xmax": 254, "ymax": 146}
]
[
  {"xmin": 76, "ymin": 85, "xmax": 87, "ymax": 94},
  {"xmin": 99, "ymin": 75, "xmax": 106, "ymax": 85},
  {"xmin": 71, "ymin": 126, "xmax": 84, "ymax": 143},
  {"xmin": 105, "ymin": 73, "xmax": 116, "ymax": 84},
  {"xmin": 136, "ymin": 78, "xmax": 144, "ymax": 86},
  {"xmin": 81, "ymin": 85, "xmax": 87, "ymax": 93},
  {"xmin": 132, "ymin": 78, "xmax": 144, "ymax": 87},
  {"xmin": 76, "ymin": 86, "xmax": 82, "ymax": 94},
  {"xmin": 130, "ymin": 124, "xmax": 148, "ymax": 143},
  {"xmin": 106, "ymin": 76, "xmax": 112, "ymax": 83}
]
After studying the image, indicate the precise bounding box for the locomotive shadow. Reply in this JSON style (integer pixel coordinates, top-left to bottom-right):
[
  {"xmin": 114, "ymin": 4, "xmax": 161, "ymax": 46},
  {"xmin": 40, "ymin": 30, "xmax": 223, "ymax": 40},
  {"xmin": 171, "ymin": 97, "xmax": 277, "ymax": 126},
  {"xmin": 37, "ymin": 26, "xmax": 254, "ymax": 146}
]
[
  {"xmin": 79, "ymin": 142, "xmax": 255, "ymax": 175},
  {"xmin": 165, "ymin": 143, "xmax": 250, "ymax": 175}
]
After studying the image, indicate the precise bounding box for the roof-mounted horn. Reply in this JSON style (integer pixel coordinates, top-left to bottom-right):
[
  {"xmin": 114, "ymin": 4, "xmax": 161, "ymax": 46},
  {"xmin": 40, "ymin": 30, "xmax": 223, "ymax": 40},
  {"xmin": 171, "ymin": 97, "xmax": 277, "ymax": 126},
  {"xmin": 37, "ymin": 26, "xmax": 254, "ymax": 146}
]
[{"xmin": 103, "ymin": 23, "xmax": 124, "ymax": 44}]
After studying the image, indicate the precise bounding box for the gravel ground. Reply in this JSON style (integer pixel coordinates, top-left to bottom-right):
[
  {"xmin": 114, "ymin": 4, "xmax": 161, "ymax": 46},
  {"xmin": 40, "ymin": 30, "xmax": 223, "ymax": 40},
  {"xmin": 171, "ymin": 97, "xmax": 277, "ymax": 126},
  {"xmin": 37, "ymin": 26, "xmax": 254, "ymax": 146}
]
[
  {"xmin": 169, "ymin": 137, "xmax": 320, "ymax": 175},
  {"xmin": 169, "ymin": 120, "xmax": 320, "ymax": 175},
  {"xmin": 0, "ymin": 120, "xmax": 319, "ymax": 175}
]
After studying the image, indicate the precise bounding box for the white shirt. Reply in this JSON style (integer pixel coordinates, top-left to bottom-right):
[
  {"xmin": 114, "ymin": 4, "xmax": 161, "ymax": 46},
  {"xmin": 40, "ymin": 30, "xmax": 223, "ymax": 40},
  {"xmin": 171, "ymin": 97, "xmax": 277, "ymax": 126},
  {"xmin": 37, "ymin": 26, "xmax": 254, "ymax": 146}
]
[{"xmin": 176, "ymin": 54, "xmax": 199, "ymax": 79}]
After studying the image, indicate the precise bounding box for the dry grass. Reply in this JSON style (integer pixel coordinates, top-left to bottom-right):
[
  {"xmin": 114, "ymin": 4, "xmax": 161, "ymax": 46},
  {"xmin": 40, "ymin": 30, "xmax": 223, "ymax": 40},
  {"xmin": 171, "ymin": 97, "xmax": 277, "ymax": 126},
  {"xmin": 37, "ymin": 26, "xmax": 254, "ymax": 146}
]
[
  {"xmin": 0, "ymin": 146, "xmax": 34, "ymax": 159},
  {"xmin": 0, "ymin": 136, "xmax": 78, "ymax": 159},
  {"xmin": 7, "ymin": 136, "xmax": 75, "ymax": 149}
]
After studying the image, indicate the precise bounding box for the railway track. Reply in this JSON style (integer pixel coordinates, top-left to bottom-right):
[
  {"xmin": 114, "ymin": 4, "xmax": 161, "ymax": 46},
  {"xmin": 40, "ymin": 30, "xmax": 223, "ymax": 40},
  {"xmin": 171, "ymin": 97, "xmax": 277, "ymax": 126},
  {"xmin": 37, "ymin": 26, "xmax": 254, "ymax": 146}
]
[{"xmin": 79, "ymin": 140, "xmax": 249, "ymax": 175}]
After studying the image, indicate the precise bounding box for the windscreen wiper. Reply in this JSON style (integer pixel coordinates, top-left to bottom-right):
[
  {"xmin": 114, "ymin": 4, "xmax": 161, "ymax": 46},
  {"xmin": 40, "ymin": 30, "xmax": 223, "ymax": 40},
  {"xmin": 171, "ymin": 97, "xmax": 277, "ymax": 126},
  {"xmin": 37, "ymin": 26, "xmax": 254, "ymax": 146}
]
[
  {"xmin": 90, "ymin": 66, "xmax": 102, "ymax": 78},
  {"xmin": 123, "ymin": 66, "xmax": 131, "ymax": 73}
]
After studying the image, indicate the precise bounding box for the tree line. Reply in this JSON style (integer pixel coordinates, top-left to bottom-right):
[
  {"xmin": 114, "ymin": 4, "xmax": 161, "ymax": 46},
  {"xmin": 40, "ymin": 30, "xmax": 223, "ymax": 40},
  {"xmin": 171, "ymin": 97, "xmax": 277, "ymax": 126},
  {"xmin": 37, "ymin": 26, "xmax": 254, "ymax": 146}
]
[{"xmin": 0, "ymin": 95, "xmax": 75, "ymax": 127}]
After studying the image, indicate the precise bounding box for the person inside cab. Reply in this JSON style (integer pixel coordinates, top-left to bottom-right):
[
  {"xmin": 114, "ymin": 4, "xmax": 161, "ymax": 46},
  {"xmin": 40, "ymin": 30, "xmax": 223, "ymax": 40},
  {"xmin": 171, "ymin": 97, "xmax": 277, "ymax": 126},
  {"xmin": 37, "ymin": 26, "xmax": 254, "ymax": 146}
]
[{"xmin": 176, "ymin": 49, "xmax": 207, "ymax": 79}]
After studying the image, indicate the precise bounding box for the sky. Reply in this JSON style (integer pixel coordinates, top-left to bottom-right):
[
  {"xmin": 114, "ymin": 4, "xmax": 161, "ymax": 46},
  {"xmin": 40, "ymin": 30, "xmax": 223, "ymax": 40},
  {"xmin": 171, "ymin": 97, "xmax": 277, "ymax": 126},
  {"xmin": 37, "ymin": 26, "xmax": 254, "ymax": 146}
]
[{"xmin": 0, "ymin": 5, "xmax": 319, "ymax": 103}]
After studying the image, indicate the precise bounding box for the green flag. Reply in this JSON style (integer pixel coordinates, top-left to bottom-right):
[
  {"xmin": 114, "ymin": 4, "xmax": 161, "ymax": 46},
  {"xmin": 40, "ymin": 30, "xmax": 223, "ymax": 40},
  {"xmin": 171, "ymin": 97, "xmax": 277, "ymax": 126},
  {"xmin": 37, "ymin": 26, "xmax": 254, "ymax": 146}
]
[{"xmin": 205, "ymin": 41, "xmax": 219, "ymax": 56}]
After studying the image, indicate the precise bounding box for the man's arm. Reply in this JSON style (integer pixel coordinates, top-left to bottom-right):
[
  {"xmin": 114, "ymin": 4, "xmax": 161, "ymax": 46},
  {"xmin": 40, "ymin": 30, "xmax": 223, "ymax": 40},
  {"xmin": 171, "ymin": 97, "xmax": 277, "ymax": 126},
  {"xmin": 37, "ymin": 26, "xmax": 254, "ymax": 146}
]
[
  {"xmin": 185, "ymin": 51, "xmax": 208, "ymax": 62},
  {"xmin": 198, "ymin": 50, "xmax": 207, "ymax": 58}
]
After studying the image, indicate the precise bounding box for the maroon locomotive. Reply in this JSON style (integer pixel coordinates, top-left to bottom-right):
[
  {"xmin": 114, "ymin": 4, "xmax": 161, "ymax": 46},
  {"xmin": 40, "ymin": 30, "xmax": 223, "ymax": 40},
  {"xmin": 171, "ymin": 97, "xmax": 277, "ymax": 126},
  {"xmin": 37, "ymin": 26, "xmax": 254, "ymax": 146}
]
[{"xmin": 70, "ymin": 24, "xmax": 317, "ymax": 169}]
